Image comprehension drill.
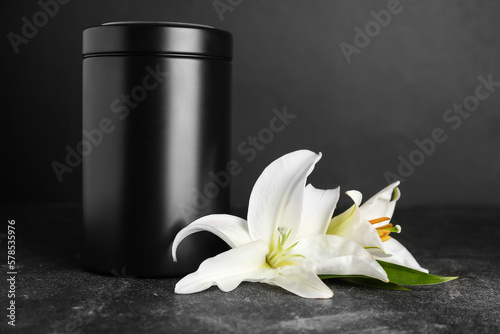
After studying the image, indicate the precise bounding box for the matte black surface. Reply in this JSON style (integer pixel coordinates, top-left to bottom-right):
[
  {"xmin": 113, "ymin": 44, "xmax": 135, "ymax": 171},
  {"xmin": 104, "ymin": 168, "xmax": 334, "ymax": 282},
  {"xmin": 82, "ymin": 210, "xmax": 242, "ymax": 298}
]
[
  {"xmin": 1, "ymin": 203, "xmax": 499, "ymax": 333},
  {"xmin": 83, "ymin": 22, "xmax": 232, "ymax": 59},
  {"xmin": 82, "ymin": 23, "xmax": 232, "ymax": 277}
]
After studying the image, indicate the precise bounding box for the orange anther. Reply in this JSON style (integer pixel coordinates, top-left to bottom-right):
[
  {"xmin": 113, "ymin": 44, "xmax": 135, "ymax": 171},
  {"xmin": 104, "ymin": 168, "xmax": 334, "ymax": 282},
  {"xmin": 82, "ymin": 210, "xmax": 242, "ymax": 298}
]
[
  {"xmin": 377, "ymin": 223, "xmax": 393, "ymax": 230},
  {"xmin": 369, "ymin": 217, "xmax": 391, "ymax": 225},
  {"xmin": 370, "ymin": 217, "xmax": 396, "ymax": 242},
  {"xmin": 380, "ymin": 235, "xmax": 391, "ymax": 242}
]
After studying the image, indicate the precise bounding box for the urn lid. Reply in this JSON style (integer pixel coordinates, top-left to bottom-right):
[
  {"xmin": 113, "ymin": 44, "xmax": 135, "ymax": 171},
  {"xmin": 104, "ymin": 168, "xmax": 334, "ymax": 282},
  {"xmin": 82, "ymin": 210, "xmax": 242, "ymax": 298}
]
[{"xmin": 83, "ymin": 21, "xmax": 232, "ymax": 60}]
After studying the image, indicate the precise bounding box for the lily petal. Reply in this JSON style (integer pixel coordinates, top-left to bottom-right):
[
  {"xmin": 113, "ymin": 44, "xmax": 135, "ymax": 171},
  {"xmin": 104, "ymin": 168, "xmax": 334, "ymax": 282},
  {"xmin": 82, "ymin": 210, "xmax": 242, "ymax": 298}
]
[
  {"xmin": 175, "ymin": 240, "xmax": 276, "ymax": 294},
  {"xmin": 271, "ymin": 266, "xmax": 333, "ymax": 299},
  {"xmin": 294, "ymin": 235, "xmax": 389, "ymax": 282},
  {"xmin": 327, "ymin": 204, "xmax": 357, "ymax": 237},
  {"xmin": 171, "ymin": 214, "xmax": 251, "ymax": 262},
  {"xmin": 375, "ymin": 238, "xmax": 429, "ymax": 273},
  {"xmin": 327, "ymin": 191, "xmax": 383, "ymax": 251},
  {"xmin": 345, "ymin": 190, "xmax": 363, "ymax": 207},
  {"xmin": 298, "ymin": 185, "xmax": 340, "ymax": 238},
  {"xmin": 247, "ymin": 150, "xmax": 321, "ymax": 249},
  {"xmin": 359, "ymin": 181, "xmax": 400, "ymax": 221}
]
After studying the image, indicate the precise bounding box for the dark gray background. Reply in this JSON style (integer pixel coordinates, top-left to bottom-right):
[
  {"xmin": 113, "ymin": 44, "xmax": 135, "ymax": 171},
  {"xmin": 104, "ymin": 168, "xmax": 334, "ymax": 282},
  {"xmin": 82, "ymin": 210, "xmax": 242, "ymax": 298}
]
[{"xmin": 2, "ymin": 0, "xmax": 499, "ymax": 209}]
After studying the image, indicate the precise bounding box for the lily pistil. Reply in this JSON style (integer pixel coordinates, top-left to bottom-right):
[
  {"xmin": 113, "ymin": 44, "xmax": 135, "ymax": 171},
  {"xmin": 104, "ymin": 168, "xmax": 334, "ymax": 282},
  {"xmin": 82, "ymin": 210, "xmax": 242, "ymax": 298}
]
[{"xmin": 266, "ymin": 227, "xmax": 305, "ymax": 268}]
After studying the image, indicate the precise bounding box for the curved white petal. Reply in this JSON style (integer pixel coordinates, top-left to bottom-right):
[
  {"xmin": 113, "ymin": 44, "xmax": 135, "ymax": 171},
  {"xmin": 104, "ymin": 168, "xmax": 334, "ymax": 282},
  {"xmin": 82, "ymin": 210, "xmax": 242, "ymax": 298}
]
[
  {"xmin": 345, "ymin": 190, "xmax": 362, "ymax": 206},
  {"xmin": 376, "ymin": 238, "xmax": 428, "ymax": 273},
  {"xmin": 346, "ymin": 219, "xmax": 385, "ymax": 251},
  {"xmin": 172, "ymin": 214, "xmax": 251, "ymax": 262},
  {"xmin": 327, "ymin": 204, "xmax": 357, "ymax": 237},
  {"xmin": 175, "ymin": 240, "xmax": 276, "ymax": 294},
  {"xmin": 328, "ymin": 192, "xmax": 383, "ymax": 251},
  {"xmin": 271, "ymin": 266, "xmax": 333, "ymax": 299},
  {"xmin": 294, "ymin": 235, "xmax": 388, "ymax": 282},
  {"xmin": 359, "ymin": 182, "xmax": 400, "ymax": 221},
  {"xmin": 298, "ymin": 185, "xmax": 340, "ymax": 238},
  {"xmin": 367, "ymin": 248, "xmax": 393, "ymax": 258},
  {"xmin": 247, "ymin": 150, "xmax": 321, "ymax": 249}
]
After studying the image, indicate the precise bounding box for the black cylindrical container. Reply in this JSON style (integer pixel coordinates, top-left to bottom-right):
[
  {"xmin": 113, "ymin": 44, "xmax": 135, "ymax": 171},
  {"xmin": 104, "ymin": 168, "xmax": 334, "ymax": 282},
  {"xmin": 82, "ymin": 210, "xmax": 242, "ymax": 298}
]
[{"xmin": 82, "ymin": 22, "xmax": 232, "ymax": 277}]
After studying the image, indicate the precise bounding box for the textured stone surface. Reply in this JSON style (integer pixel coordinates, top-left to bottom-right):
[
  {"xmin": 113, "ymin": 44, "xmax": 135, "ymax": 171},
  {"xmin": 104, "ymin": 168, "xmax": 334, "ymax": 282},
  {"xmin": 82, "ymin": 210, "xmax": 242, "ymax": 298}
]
[{"xmin": 0, "ymin": 203, "xmax": 499, "ymax": 333}]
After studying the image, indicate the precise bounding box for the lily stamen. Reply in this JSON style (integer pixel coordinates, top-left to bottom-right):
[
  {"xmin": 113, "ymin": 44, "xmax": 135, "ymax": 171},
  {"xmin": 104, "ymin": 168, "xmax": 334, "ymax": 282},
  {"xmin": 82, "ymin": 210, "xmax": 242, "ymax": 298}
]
[
  {"xmin": 369, "ymin": 217, "xmax": 391, "ymax": 225},
  {"xmin": 369, "ymin": 217, "xmax": 402, "ymax": 242},
  {"xmin": 266, "ymin": 227, "xmax": 305, "ymax": 268}
]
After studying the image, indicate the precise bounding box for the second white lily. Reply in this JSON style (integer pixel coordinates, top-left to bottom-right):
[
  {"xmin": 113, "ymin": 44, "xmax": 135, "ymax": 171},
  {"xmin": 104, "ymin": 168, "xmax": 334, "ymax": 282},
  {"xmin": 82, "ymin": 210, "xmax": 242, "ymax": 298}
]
[
  {"xmin": 327, "ymin": 182, "xmax": 428, "ymax": 273},
  {"xmin": 172, "ymin": 150, "xmax": 388, "ymax": 299}
]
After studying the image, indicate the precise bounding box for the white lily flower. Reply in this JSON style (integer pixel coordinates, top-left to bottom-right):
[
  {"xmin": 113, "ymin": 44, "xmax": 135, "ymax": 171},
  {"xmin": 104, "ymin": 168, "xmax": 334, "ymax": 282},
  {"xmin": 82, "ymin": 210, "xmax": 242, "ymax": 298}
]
[
  {"xmin": 172, "ymin": 150, "xmax": 388, "ymax": 299},
  {"xmin": 327, "ymin": 181, "xmax": 428, "ymax": 273}
]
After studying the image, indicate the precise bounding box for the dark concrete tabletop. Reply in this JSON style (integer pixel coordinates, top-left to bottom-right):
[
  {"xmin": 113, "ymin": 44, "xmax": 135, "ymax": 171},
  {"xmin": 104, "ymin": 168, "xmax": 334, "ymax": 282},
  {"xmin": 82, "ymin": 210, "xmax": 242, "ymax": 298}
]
[{"xmin": 1, "ymin": 203, "xmax": 499, "ymax": 333}]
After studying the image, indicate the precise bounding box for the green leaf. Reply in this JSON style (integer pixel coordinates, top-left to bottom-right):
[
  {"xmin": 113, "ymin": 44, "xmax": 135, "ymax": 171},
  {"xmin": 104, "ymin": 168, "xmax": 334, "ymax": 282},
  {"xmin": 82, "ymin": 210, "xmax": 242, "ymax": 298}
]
[
  {"xmin": 342, "ymin": 277, "xmax": 410, "ymax": 291},
  {"xmin": 319, "ymin": 275, "xmax": 410, "ymax": 291},
  {"xmin": 319, "ymin": 262, "xmax": 457, "ymax": 290},
  {"xmin": 377, "ymin": 261, "xmax": 458, "ymax": 285}
]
